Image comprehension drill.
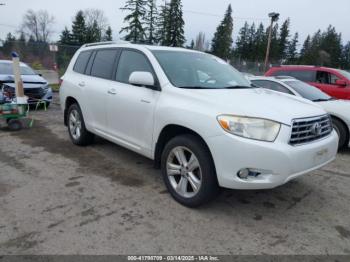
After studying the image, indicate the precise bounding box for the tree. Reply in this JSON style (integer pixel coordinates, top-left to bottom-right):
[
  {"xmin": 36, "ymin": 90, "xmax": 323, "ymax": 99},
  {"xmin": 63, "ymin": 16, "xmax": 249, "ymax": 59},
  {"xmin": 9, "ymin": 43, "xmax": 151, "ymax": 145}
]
[
  {"xmin": 166, "ymin": 0, "xmax": 186, "ymax": 47},
  {"xmin": 299, "ymin": 35, "xmax": 312, "ymax": 64},
  {"xmin": 278, "ymin": 18, "xmax": 290, "ymax": 61},
  {"xmin": 104, "ymin": 26, "xmax": 113, "ymax": 41},
  {"xmin": 155, "ymin": 3, "xmax": 170, "ymax": 45},
  {"xmin": 21, "ymin": 9, "xmax": 55, "ymax": 42},
  {"xmin": 145, "ymin": 0, "xmax": 158, "ymax": 44},
  {"xmin": 120, "ymin": 0, "xmax": 147, "ymax": 43},
  {"xmin": 59, "ymin": 27, "xmax": 73, "ymax": 45},
  {"xmin": 234, "ymin": 22, "xmax": 250, "ymax": 60},
  {"xmin": 286, "ymin": 32, "xmax": 299, "ymax": 63},
  {"xmin": 194, "ymin": 32, "xmax": 206, "ymax": 51},
  {"xmin": 254, "ymin": 23, "xmax": 267, "ymax": 61},
  {"xmin": 211, "ymin": 4, "xmax": 234, "ymax": 60},
  {"xmin": 341, "ymin": 41, "xmax": 350, "ymax": 69},
  {"xmin": 71, "ymin": 11, "xmax": 87, "ymax": 45},
  {"xmin": 84, "ymin": 9, "xmax": 108, "ymax": 34},
  {"xmin": 85, "ymin": 20, "xmax": 102, "ymax": 43}
]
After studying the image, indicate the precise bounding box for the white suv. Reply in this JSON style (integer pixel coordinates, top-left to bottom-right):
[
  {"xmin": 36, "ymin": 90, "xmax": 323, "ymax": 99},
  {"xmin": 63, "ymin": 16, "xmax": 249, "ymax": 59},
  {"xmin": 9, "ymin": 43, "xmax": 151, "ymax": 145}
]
[{"xmin": 60, "ymin": 42, "xmax": 338, "ymax": 207}]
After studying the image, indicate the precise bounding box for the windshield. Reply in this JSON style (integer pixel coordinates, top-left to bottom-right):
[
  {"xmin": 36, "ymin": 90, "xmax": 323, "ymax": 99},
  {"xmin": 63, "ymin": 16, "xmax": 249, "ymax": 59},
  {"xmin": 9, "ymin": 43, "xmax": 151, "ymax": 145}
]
[
  {"xmin": 286, "ymin": 80, "xmax": 332, "ymax": 101},
  {"xmin": 0, "ymin": 62, "xmax": 36, "ymax": 75},
  {"xmin": 336, "ymin": 69, "xmax": 350, "ymax": 80},
  {"xmin": 152, "ymin": 50, "xmax": 252, "ymax": 89}
]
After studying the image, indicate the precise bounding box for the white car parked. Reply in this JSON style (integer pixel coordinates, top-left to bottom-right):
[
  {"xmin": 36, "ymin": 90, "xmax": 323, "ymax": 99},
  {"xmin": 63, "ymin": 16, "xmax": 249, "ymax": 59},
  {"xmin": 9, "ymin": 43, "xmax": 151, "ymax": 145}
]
[
  {"xmin": 60, "ymin": 42, "xmax": 338, "ymax": 207},
  {"xmin": 250, "ymin": 76, "xmax": 350, "ymax": 149}
]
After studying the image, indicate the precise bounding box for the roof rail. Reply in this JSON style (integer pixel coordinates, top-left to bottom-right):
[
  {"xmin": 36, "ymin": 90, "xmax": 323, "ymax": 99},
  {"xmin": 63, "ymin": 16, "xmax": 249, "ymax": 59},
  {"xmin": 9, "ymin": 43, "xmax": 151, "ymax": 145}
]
[{"xmin": 82, "ymin": 40, "xmax": 130, "ymax": 48}]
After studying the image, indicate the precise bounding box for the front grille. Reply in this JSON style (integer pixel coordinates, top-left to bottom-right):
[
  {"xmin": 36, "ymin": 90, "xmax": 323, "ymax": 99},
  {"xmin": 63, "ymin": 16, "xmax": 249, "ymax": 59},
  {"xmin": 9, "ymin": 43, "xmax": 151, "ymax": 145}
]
[
  {"xmin": 24, "ymin": 88, "xmax": 45, "ymax": 99},
  {"xmin": 2, "ymin": 85, "xmax": 45, "ymax": 99},
  {"xmin": 290, "ymin": 115, "xmax": 333, "ymax": 146}
]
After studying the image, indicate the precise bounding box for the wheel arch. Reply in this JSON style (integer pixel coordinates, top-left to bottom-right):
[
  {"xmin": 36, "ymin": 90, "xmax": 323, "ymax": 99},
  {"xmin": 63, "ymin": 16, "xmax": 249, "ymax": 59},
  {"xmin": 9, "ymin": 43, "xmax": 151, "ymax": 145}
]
[
  {"xmin": 154, "ymin": 124, "xmax": 215, "ymax": 170},
  {"xmin": 331, "ymin": 115, "xmax": 350, "ymax": 143},
  {"xmin": 64, "ymin": 96, "xmax": 79, "ymax": 126}
]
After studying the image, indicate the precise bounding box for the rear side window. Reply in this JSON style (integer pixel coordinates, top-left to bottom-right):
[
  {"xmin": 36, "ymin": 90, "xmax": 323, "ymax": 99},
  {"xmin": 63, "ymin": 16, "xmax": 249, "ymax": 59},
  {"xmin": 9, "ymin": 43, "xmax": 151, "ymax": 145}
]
[
  {"xmin": 73, "ymin": 51, "xmax": 92, "ymax": 74},
  {"xmin": 273, "ymin": 70, "xmax": 315, "ymax": 82},
  {"xmin": 91, "ymin": 49, "xmax": 118, "ymax": 79},
  {"xmin": 252, "ymin": 80, "xmax": 293, "ymax": 95},
  {"xmin": 116, "ymin": 50, "xmax": 154, "ymax": 84}
]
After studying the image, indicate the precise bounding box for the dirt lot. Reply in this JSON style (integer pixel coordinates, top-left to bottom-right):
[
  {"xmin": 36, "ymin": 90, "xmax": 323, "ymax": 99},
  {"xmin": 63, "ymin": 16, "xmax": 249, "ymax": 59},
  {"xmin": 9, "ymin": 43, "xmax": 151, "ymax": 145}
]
[{"xmin": 0, "ymin": 94, "xmax": 350, "ymax": 255}]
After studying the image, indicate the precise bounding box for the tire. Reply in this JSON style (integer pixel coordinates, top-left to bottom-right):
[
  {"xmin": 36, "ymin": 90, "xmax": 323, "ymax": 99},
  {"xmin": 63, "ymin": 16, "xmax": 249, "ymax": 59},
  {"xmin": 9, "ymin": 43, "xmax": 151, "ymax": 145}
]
[
  {"xmin": 161, "ymin": 134, "xmax": 220, "ymax": 207},
  {"xmin": 45, "ymin": 102, "xmax": 50, "ymax": 108},
  {"xmin": 67, "ymin": 103, "xmax": 94, "ymax": 146},
  {"xmin": 8, "ymin": 119, "xmax": 23, "ymax": 131},
  {"xmin": 332, "ymin": 117, "xmax": 349, "ymax": 150}
]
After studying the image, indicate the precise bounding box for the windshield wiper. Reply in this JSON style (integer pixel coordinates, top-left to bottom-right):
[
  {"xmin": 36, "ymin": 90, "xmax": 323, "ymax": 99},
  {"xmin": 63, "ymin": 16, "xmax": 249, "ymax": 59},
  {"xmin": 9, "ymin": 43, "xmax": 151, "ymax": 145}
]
[
  {"xmin": 177, "ymin": 86, "xmax": 215, "ymax": 89},
  {"xmin": 222, "ymin": 85, "xmax": 256, "ymax": 89},
  {"xmin": 312, "ymin": 98, "xmax": 334, "ymax": 102}
]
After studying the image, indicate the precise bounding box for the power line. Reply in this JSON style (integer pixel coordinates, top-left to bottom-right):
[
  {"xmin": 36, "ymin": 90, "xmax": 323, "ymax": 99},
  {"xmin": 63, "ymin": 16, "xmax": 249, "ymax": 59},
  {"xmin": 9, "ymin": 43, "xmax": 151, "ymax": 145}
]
[{"xmin": 183, "ymin": 9, "xmax": 270, "ymax": 21}]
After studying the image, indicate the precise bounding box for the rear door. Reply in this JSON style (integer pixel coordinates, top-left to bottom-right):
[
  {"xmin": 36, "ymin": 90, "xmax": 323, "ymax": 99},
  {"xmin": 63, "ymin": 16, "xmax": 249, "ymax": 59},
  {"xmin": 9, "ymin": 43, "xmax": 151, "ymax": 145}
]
[
  {"xmin": 83, "ymin": 48, "xmax": 119, "ymax": 132},
  {"xmin": 106, "ymin": 49, "xmax": 160, "ymax": 156}
]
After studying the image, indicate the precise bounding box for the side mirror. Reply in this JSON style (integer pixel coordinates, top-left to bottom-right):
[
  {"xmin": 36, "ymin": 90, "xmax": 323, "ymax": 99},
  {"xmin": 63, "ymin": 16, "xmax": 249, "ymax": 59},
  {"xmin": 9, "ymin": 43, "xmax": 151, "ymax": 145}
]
[
  {"xmin": 129, "ymin": 71, "xmax": 155, "ymax": 88},
  {"xmin": 335, "ymin": 79, "xmax": 347, "ymax": 87}
]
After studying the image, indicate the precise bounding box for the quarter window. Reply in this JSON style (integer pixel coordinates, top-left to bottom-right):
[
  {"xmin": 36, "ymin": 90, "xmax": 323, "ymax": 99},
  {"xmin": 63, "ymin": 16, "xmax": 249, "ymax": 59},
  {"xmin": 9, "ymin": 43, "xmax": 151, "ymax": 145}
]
[
  {"xmin": 73, "ymin": 51, "xmax": 92, "ymax": 74},
  {"xmin": 116, "ymin": 50, "xmax": 153, "ymax": 84},
  {"xmin": 91, "ymin": 49, "xmax": 118, "ymax": 79}
]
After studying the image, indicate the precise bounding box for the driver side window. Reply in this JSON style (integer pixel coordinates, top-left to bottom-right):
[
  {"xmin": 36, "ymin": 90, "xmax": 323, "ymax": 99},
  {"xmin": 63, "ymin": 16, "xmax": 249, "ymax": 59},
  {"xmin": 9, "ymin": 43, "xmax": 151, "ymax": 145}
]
[{"xmin": 116, "ymin": 50, "xmax": 154, "ymax": 84}]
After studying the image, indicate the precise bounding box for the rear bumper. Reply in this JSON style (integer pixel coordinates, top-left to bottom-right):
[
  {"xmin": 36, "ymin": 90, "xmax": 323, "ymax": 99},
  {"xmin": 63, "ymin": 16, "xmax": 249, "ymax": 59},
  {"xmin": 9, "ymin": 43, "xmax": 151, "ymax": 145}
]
[{"xmin": 206, "ymin": 126, "xmax": 339, "ymax": 190}]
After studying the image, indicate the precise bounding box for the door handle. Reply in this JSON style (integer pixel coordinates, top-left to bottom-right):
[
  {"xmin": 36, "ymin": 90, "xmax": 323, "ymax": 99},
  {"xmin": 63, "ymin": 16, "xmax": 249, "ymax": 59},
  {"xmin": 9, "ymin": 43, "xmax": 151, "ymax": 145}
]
[
  {"xmin": 108, "ymin": 89, "xmax": 117, "ymax": 95},
  {"xmin": 78, "ymin": 81, "xmax": 85, "ymax": 87}
]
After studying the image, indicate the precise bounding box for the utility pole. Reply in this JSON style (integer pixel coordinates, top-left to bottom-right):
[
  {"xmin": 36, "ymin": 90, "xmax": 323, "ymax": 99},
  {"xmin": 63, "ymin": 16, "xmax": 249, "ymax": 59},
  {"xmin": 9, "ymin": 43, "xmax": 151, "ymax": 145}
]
[{"xmin": 264, "ymin": 12, "xmax": 280, "ymax": 72}]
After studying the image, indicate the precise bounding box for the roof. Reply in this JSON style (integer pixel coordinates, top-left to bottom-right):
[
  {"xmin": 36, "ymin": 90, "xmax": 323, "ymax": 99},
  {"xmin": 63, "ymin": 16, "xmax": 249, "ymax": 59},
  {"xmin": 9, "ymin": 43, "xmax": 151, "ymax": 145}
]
[{"xmin": 269, "ymin": 65, "xmax": 335, "ymax": 71}]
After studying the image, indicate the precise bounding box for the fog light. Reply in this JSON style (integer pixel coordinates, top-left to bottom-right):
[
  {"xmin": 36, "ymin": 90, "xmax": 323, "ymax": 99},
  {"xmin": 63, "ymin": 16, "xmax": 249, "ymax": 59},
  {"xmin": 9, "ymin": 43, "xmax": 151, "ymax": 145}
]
[
  {"xmin": 237, "ymin": 169, "xmax": 250, "ymax": 179},
  {"xmin": 237, "ymin": 169, "xmax": 262, "ymax": 179}
]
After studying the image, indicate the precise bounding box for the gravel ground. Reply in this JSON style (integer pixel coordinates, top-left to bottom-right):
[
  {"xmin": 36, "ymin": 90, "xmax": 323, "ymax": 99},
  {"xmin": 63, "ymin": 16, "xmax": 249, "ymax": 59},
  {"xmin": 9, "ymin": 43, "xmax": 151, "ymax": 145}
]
[{"xmin": 0, "ymin": 94, "xmax": 349, "ymax": 255}]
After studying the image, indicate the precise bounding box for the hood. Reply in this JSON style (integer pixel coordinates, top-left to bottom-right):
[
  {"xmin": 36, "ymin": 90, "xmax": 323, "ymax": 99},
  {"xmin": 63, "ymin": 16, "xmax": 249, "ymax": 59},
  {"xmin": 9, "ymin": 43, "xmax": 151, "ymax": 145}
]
[
  {"xmin": 172, "ymin": 87, "xmax": 327, "ymax": 126},
  {"xmin": 0, "ymin": 74, "xmax": 47, "ymax": 89}
]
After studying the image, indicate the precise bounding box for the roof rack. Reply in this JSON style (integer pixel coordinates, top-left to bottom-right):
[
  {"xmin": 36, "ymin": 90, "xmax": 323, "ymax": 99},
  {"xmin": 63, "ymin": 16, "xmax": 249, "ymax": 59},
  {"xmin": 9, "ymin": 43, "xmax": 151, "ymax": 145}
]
[{"xmin": 82, "ymin": 40, "xmax": 130, "ymax": 48}]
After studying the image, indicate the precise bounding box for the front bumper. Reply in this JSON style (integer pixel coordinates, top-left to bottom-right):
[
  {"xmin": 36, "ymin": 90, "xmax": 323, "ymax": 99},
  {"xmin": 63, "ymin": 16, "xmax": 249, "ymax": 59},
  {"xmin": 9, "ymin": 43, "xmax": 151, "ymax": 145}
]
[
  {"xmin": 206, "ymin": 125, "xmax": 339, "ymax": 190},
  {"xmin": 27, "ymin": 88, "xmax": 53, "ymax": 104}
]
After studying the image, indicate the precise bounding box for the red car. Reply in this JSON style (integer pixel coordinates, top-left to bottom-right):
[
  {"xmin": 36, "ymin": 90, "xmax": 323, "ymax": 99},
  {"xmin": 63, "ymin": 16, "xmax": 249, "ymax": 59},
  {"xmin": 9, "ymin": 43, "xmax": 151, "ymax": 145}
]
[{"xmin": 265, "ymin": 66, "xmax": 350, "ymax": 100}]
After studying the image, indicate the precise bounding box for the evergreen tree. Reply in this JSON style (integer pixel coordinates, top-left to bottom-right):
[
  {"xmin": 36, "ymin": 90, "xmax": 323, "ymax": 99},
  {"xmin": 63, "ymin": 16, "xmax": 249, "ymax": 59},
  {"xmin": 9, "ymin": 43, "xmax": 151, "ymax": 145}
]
[
  {"xmin": 120, "ymin": 0, "xmax": 147, "ymax": 43},
  {"xmin": 166, "ymin": 0, "xmax": 186, "ymax": 47},
  {"xmin": 86, "ymin": 20, "xmax": 102, "ymax": 43},
  {"xmin": 247, "ymin": 23, "xmax": 256, "ymax": 60},
  {"xmin": 299, "ymin": 35, "xmax": 312, "ymax": 64},
  {"xmin": 72, "ymin": 11, "xmax": 87, "ymax": 45},
  {"xmin": 59, "ymin": 27, "xmax": 73, "ymax": 45},
  {"xmin": 254, "ymin": 23, "xmax": 266, "ymax": 61},
  {"xmin": 341, "ymin": 41, "xmax": 350, "ymax": 69},
  {"xmin": 286, "ymin": 32, "xmax": 299, "ymax": 63},
  {"xmin": 155, "ymin": 3, "xmax": 170, "ymax": 45},
  {"xmin": 234, "ymin": 22, "xmax": 250, "ymax": 60},
  {"xmin": 2, "ymin": 33, "xmax": 16, "ymax": 56},
  {"xmin": 320, "ymin": 25, "xmax": 342, "ymax": 67},
  {"xmin": 278, "ymin": 19, "xmax": 290, "ymax": 61},
  {"xmin": 145, "ymin": 0, "xmax": 158, "ymax": 44},
  {"xmin": 211, "ymin": 4, "xmax": 234, "ymax": 60},
  {"xmin": 104, "ymin": 26, "xmax": 113, "ymax": 41}
]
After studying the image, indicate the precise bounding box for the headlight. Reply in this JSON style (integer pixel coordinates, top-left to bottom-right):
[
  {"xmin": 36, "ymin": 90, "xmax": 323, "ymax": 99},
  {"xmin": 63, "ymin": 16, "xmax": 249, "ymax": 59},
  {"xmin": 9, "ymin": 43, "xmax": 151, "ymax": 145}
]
[{"xmin": 217, "ymin": 115, "xmax": 281, "ymax": 142}]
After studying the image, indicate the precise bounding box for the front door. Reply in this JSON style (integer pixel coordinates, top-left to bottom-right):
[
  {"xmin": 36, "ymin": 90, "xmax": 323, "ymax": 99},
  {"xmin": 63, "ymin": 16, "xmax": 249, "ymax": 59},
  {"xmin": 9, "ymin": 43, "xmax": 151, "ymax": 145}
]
[{"xmin": 106, "ymin": 49, "xmax": 160, "ymax": 156}]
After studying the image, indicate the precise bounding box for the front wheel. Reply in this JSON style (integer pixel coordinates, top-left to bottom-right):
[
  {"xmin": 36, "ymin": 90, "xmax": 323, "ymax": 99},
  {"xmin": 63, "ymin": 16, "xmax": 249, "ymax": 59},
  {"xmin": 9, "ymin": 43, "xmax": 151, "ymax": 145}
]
[
  {"xmin": 67, "ymin": 103, "xmax": 94, "ymax": 146},
  {"xmin": 332, "ymin": 117, "xmax": 349, "ymax": 150},
  {"xmin": 161, "ymin": 135, "xmax": 220, "ymax": 207}
]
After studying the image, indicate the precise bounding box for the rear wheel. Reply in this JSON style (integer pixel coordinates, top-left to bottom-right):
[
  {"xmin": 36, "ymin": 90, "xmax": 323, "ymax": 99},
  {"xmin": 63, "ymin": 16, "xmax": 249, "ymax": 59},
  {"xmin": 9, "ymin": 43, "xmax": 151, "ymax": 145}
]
[
  {"xmin": 67, "ymin": 103, "xmax": 94, "ymax": 146},
  {"xmin": 161, "ymin": 135, "xmax": 220, "ymax": 207},
  {"xmin": 332, "ymin": 117, "xmax": 349, "ymax": 150}
]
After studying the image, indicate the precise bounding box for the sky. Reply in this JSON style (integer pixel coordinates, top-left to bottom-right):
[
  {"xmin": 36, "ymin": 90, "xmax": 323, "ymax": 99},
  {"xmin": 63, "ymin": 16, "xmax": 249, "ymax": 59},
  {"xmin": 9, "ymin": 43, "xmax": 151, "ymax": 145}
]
[{"xmin": 0, "ymin": 0, "xmax": 349, "ymax": 47}]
